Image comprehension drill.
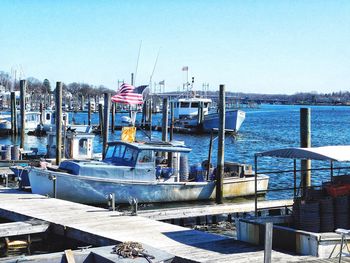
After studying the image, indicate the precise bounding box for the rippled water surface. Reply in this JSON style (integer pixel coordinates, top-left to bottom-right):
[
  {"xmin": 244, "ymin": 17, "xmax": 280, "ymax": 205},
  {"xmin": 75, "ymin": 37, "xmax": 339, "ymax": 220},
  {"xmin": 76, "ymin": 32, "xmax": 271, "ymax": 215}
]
[{"xmin": 1, "ymin": 104, "xmax": 350, "ymax": 200}]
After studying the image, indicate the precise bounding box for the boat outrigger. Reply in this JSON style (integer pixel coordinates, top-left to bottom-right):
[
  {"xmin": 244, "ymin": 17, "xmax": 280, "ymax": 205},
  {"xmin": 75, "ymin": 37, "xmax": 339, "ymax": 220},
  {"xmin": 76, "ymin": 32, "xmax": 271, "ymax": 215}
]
[{"xmin": 28, "ymin": 140, "xmax": 269, "ymax": 204}]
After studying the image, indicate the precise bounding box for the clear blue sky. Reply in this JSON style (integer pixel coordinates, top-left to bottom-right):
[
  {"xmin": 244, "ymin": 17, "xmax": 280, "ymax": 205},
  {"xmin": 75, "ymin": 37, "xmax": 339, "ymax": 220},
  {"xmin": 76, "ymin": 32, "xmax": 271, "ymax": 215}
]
[{"xmin": 1, "ymin": 0, "xmax": 349, "ymax": 94}]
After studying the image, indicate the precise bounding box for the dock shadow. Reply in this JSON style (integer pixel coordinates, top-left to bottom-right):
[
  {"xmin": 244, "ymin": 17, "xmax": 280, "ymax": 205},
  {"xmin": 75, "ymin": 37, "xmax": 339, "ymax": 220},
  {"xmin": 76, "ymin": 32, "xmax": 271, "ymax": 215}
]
[{"xmin": 163, "ymin": 229, "xmax": 263, "ymax": 254}]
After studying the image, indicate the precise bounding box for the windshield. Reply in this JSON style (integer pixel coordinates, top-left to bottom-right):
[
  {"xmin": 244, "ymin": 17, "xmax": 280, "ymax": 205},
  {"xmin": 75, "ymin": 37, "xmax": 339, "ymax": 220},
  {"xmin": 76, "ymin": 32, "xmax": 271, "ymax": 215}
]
[{"xmin": 104, "ymin": 144, "xmax": 138, "ymax": 166}]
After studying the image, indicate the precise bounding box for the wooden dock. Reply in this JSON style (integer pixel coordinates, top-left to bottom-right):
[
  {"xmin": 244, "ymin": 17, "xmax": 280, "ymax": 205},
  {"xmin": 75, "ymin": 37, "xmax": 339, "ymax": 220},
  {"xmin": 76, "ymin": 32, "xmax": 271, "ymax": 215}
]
[
  {"xmin": 138, "ymin": 199, "xmax": 294, "ymax": 221},
  {"xmin": 0, "ymin": 188, "xmax": 314, "ymax": 262}
]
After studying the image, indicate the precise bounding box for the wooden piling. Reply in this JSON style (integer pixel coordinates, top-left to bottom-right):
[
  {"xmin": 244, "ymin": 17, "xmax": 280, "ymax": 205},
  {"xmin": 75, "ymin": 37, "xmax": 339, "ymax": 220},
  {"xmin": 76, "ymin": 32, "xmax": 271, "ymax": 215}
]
[
  {"xmin": 197, "ymin": 102, "xmax": 204, "ymax": 126},
  {"xmin": 39, "ymin": 102, "xmax": 43, "ymax": 124},
  {"xmin": 141, "ymin": 101, "xmax": 147, "ymax": 127},
  {"xmin": 88, "ymin": 96, "xmax": 91, "ymax": 126},
  {"xmin": 55, "ymin": 82, "xmax": 62, "ymax": 165},
  {"xmin": 170, "ymin": 101, "xmax": 174, "ymax": 141},
  {"xmin": 207, "ymin": 130, "xmax": 214, "ymax": 180},
  {"xmin": 111, "ymin": 102, "xmax": 115, "ymax": 132},
  {"xmin": 102, "ymin": 93, "xmax": 110, "ymax": 159},
  {"xmin": 300, "ymin": 108, "xmax": 311, "ymax": 197},
  {"xmin": 98, "ymin": 103, "xmax": 104, "ymax": 133},
  {"xmin": 81, "ymin": 95, "xmax": 85, "ymax": 111},
  {"xmin": 149, "ymin": 99, "xmax": 152, "ymax": 140},
  {"xmin": 162, "ymin": 98, "xmax": 169, "ymax": 142},
  {"xmin": 264, "ymin": 222, "xmax": 273, "ymax": 263},
  {"xmin": 10, "ymin": 91, "xmax": 17, "ymax": 136},
  {"xmin": 216, "ymin": 85, "xmax": 225, "ymax": 204},
  {"xmin": 20, "ymin": 80, "xmax": 26, "ymax": 149}
]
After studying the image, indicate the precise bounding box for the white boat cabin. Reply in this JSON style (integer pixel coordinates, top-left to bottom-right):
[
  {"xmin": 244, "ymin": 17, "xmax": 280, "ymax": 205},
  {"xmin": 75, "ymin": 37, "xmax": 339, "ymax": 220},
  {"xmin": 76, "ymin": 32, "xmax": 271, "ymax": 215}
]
[
  {"xmin": 103, "ymin": 141, "xmax": 191, "ymax": 182},
  {"xmin": 172, "ymin": 98, "xmax": 211, "ymax": 119},
  {"xmin": 47, "ymin": 130, "xmax": 95, "ymax": 160},
  {"xmin": 41, "ymin": 110, "xmax": 69, "ymax": 131}
]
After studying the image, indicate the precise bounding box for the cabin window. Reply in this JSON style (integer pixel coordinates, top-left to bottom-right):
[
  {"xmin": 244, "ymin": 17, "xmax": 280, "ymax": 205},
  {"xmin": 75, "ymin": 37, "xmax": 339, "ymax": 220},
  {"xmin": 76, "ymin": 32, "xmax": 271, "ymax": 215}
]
[
  {"xmin": 204, "ymin": 102, "xmax": 209, "ymax": 108},
  {"xmin": 105, "ymin": 146, "xmax": 116, "ymax": 158},
  {"xmin": 79, "ymin": 139, "xmax": 88, "ymax": 156},
  {"xmin": 180, "ymin": 102, "xmax": 190, "ymax": 108},
  {"xmin": 138, "ymin": 150, "xmax": 153, "ymax": 163},
  {"xmin": 191, "ymin": 102, "xmax": 199, "ymax": 108},
  {"xmin": 124, "ymin": 147, "xmax": 138, "ymax": 162},
  {"xmin": 114, "ymin": 144, "xmax": 126, "ymax": 158},
  {"xmin": 46, "ymin": 113, "xmax": 51, "ymax": 120}
]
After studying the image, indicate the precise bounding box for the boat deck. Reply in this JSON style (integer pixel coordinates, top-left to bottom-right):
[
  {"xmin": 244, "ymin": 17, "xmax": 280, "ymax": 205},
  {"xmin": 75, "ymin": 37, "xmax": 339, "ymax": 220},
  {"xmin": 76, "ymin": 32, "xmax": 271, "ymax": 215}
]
[{"xmin": 0, "ymin": 187, "xmax": 314, "ymax": 262}]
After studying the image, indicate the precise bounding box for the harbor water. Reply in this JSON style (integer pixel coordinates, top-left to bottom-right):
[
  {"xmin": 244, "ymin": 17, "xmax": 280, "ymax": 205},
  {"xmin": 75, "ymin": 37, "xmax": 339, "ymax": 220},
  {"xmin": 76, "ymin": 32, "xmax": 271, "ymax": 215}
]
[{"xmin": 1, "ymin": 104, "xmax": 349, "ymax": 201}]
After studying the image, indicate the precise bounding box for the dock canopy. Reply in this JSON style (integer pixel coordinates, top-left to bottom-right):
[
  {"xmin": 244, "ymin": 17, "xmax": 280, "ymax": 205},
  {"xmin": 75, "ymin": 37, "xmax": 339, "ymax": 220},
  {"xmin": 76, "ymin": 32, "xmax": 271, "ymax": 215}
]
[{"xmin": 255, "ymin": 146, "xmax": 350, "ymax": 162}]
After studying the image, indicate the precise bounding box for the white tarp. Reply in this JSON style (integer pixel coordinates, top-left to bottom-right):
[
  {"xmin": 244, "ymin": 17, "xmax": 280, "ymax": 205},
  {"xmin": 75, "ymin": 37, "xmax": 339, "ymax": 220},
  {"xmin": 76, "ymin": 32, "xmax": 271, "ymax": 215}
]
[{"xmin": 255, "ymin": 146, "xmax": 350, "ymax": 162}]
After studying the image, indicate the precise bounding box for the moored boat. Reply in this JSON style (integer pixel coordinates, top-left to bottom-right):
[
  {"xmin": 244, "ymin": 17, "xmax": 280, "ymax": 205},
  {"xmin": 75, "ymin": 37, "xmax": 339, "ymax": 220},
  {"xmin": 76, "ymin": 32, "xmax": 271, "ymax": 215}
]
[
  {"xmin": 28, "ymin": 140, "xmax": 268, "ymax": 204},
  {"xmin": 172, "ymin": 96, "xmax": 246, "ymax": 133}
]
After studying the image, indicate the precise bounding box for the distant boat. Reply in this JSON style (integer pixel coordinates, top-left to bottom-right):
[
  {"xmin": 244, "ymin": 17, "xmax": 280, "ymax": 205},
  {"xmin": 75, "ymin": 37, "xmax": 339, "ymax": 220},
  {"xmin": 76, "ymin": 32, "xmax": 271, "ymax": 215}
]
[
  {"xmin": 121, "ymin": 115, "xmax": 132, "ymax": 124},
  {"xmin": 35, "ymin": 110, "xmax": 69, "ymax": 132},
  {"xmin": 28, "ymin": 140, "xmax": 268, "ymax": 204},
  {"xmin": 172, "ymin": 97, "xmax": 246, "ymax": 133},
  {"xmin": 0, "ymin": 114, "xmax": 11, "ymax": 132}
]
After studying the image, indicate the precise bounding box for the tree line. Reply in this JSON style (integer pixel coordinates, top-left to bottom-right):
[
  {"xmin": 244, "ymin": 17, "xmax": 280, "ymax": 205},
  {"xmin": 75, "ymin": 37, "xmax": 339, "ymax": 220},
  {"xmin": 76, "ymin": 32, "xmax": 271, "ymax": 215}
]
[{"xmin": 0, "ymin": 71, "xmax": 115, "ymax": 96}]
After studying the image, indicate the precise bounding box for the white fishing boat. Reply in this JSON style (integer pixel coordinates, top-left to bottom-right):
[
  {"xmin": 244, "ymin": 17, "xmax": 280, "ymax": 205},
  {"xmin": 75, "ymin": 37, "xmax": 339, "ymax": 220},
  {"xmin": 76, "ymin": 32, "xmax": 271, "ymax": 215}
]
[
  {"xmin": 28, "ymin": 140, "xmax": 269, "ymax": 204},
  {"xmin": 0, "ymin": 114, "xmax": 11, "ymax": 132},
  {"xmin": 20, "ymin": 111, "xmax": 41, "ymax": 132},
  {"xmin": 1, "ymin": 111, "xmax": 47, "ymax": 133},
  {"xmin": 172, "ymin": 96, "xmax": 246, "ymax": 133},
  {"xmin": 36, "ymin": 110, "xmax": 69, "ymax": 132}
]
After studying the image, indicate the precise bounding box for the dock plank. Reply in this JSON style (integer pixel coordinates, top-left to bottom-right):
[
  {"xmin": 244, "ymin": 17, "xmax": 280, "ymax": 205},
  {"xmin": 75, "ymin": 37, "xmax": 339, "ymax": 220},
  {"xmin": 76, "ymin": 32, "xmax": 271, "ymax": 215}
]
[
  {"xmin": 0, "ymin": 188, "xmax": 313, "ymax": 262},
  {"xmin": 0, "ymin": 219, "xmax": 49, "ymax": 237},
  {"xmin": 137, "ymin": 199, "xmax": 293, "ymax": 220}
]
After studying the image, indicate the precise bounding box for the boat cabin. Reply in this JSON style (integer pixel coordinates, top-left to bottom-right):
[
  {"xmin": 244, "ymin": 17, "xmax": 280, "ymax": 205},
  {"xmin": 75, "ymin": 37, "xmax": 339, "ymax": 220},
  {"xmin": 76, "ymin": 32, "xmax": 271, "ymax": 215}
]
[
  {"xmin": 47, "ymin": 130, "xmax": 95, "ymax": 159},
  {"xmin": 41, "ymin": 110, "xmax": 69, "ymax": 131},
  {"xmin": 103, "ymin": 141, "xmax": 192, "ymax": 182},
  {"xmin": 172, "ymin": 98, "xmax": 211, "ymax": 119}
]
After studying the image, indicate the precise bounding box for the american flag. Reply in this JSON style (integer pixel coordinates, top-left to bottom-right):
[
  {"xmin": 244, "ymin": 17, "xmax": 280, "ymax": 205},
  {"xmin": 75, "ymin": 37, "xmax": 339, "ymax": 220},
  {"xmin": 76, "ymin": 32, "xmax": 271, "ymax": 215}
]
[{"xmin": 111, "ymin": 83, "xmax": 148, "ymax": 105}]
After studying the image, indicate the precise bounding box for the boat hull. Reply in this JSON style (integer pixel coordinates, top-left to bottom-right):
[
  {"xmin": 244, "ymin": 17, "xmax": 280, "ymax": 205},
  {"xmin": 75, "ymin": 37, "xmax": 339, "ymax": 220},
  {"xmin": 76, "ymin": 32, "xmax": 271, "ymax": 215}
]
[
  {"xmin": 203, "ymin": 110, "xmax": 246, "ymax": 132},
  {"xmin": 28, "ymin": 167, "xmax": 268, "ymax": 204},
  {"xmin": 174, "ymin": 109, "xmax": 246, "ymax": 133}
]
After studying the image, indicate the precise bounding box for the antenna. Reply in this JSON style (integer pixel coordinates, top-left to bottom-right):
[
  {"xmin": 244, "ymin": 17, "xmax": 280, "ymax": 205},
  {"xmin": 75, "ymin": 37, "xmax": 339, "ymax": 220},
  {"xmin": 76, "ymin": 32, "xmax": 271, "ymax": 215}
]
[
  {"xmin": 134, "ymin": 41, "xmax": 142, "ymax": 86},
  {"xmin": 149, "ymin": 47, "xmax": 161, "ymax": 94}
]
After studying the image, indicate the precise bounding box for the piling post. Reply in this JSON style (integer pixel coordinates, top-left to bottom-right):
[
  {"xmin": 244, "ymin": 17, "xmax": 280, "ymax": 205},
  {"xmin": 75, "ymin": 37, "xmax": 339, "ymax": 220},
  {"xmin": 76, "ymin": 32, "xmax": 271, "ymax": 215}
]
[
  {"xmin": 102, "ymin": 93, "xmax": 110, "ymax": 159},
  {"xmin": 197, "ymin": 102, "xmax": 204, "ymax": 126},
  {"xmin": 52, "ymin": 176, "xmax": 57, "ymax": 198},
  {"xmin": 55, "ymin": 82, "xmax": 62, "ymax": 165},
  {"xmin": 98, "ymin": 103, "xmax": 104, "ymax": 133},
  {"xmin": 39, "ymin": 102, "xmax": 43, "ymax": 124},
  {"xmin": 87, "ymin": 96, "xmax": 91, "ymax": 126},
  {"xmin": 206, "ymin": 130, "xmax": 214, "ymax": 180},
  {"xmin": 300, "ymin": 108, "xmax": 311, "ymax": 197},
  {"xmin": 149, "ymin": 99, "xmax": 152, "ymax": 140},
  {"xmin": 131, "ymin": 73, "xmax": 134, "ymax": 86},
  {"xmin": 141, "ymin": 101, "xmax": 146, "ymax": 127},
  {"xmin": 81, "ymin": 95, "xmax": 85, "ymax": 111},
  {"xmin": 10, "ymin": 91, "xmax": 17, "ymax": 136},
  {"xmin": 20, "ymin": 80, "xmax": 26, "ymax": 149},
  {"xmin": 162, "ymin": 98, "xmax": 169, "ymax": 142},
  {"xmin": 111, "ymin": 102, "xmax": 115, "ymax": 132},
  {"xmin": 254, "ymin": 155, "xmax": 258, "ymax": 217},
  {"xmin": 170, "ymin": 101, "xmax": 174, "ymax": 141},
  {"xmin": 264, "ymin": 222, "xmax": 273, "ymax": 263},
  {"xmin": 216, "ymin": 85, "xmax": 225, "ymax": 204}
]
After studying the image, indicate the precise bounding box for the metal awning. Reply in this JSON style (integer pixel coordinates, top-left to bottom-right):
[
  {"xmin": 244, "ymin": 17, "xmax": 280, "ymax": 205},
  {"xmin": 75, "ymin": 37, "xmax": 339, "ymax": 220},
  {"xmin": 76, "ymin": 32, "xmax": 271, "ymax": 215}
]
[{"xmin": 255, "ymin": 146, "xmax": 350, "ymax": 162}]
